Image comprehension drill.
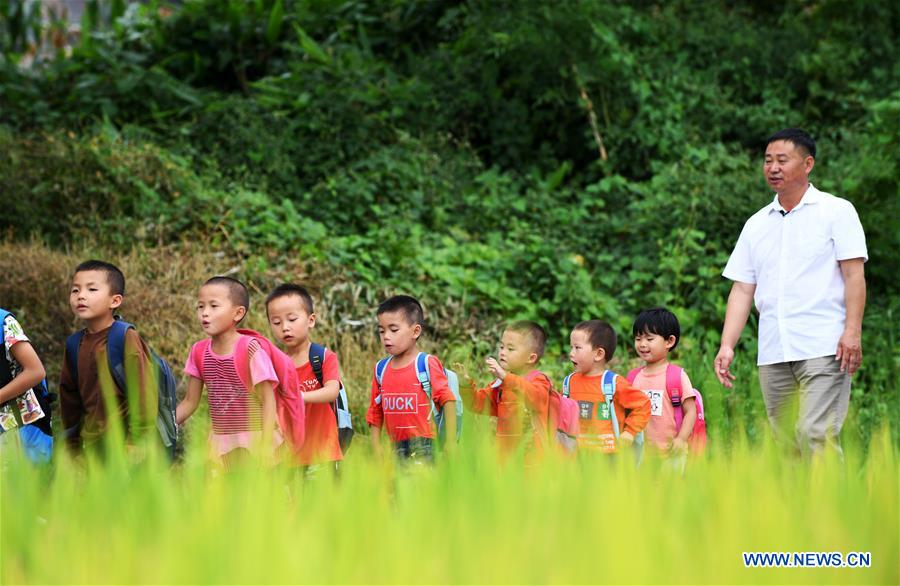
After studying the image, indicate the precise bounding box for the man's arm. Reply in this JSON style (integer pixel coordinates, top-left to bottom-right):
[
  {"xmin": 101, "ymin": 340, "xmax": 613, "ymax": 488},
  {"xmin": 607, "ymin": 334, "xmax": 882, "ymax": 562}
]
[
  {"xmin": 837, "ymin": 258, "xmax": 866, "ymax": 374},
  {"xmin": 714, "ymin": 281, "xmax": 756, "ymax": 388}
]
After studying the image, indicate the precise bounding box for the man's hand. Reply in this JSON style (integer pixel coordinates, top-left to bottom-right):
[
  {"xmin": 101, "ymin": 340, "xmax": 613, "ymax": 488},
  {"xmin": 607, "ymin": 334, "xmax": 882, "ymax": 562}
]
[
  {"xmin": 835, "ymin": 329, "xmax": 863, "ymax": 375},
  {"xmin": 714, "ymin": 346, "xmax": 737, "ymax": 389},
  {"xmin": 485, "ymin": 357, "xmax": 506, "ymax": 381}
]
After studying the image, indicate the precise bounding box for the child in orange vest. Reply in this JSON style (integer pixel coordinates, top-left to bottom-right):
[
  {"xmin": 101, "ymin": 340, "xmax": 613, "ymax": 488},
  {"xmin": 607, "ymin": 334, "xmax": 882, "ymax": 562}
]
[
  {"xmin": 459, "ymin": 321, "xmax": 554, "ymax": 459},
  {"xmin": 564, "ymin": 320, "xmax": 650, "ymax": 455}
]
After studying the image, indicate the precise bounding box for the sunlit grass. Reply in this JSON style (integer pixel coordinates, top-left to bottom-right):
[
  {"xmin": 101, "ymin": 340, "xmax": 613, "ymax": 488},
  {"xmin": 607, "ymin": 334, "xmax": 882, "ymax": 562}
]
[{"xmin": 2, "ymin": 420, "xmax": 896, "ymax": 585}]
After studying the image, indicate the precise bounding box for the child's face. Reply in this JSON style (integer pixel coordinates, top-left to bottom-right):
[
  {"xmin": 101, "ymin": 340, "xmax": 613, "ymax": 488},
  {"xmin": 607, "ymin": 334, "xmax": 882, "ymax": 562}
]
[
  {"xmin": 569, "ymin": 328, "xmax": 605, "ymax": 374},
  {"xmin": 498, "ymin": 329, "xmax": 537, "ymax": 375},
  {"xmin": 267, "ymin": 294, "xmax": 315, "ymax": 350},
  {"xmin": 377, "ymin": 310, "xmax": 421, "ymax": 356},
  {"xmin": 197, "ymin": 283, "xmax": 245, "ymax": 337},
  {"xmin": 70, "ymin": 270, "xmax": 122, "ymax": 323},
  {"xmin": 633, "ymin": 330, "xmax": 675, "ymax": 365}
]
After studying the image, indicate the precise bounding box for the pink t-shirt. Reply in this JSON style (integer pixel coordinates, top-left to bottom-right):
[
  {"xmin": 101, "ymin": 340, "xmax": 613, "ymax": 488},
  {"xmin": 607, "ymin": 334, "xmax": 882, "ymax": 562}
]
[
  {"xmin": 631, "ymin": 366, "xmax": 697, "ymax": 452},
  {"xmin": 184, "ymin": 337, "xmax": 281, "ymax": 455}
]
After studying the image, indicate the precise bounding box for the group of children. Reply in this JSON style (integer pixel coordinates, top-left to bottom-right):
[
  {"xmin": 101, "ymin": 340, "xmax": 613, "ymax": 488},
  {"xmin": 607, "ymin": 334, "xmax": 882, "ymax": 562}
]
[{"xmin": 0, "ymin": 259, "xmax": 704, "ymax": 469}]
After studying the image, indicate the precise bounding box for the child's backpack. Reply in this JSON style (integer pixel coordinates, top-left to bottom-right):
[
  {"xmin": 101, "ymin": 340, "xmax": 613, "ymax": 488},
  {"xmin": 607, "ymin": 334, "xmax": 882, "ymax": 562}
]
[
  {"xmin": 547, "ymin": 389, "xmax": 580, "ymax": 455},
  {"xmin": 190, "ymin": 330, "xmax": 306, "ymax": 460},
  {"xmin": 0, "ymin": 308, "xmax": 54, "ymax": 462},
  {"xmin": 563, "ymin": 370, "xmax": 644, "ymax": 466},
  {"xmin": 308, "ymin": 342, "xmax": 354, "ymax": 453},
  {"xmin": 65, "ymin": 317, "xmax": 178, "ymax": 459},
  {"xmin": 627, "ymin": 364, "xmax": 707, "ymax": 453},
  {"xmin": 374, "ymin": 352, "xmax": 463, "ymax": 442}
]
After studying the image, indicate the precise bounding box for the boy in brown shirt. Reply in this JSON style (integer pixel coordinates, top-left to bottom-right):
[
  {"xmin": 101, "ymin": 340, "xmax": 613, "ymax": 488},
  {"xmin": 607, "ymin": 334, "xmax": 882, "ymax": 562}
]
[{"xmin": 59, "ymin": 260, "xmax": 155, "ymax": 453}]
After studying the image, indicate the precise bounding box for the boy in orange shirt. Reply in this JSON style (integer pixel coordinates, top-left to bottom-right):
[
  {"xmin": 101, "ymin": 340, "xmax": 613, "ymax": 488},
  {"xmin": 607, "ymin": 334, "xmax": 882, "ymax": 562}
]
[
  {"xmin": 459, "ymin": 321, "xmax": 553, "ymax": 458},
  {"xmin": 266, "ymin": 284, "xmax": 343, "ymax": 473},
  {"xmin": 564, "ymin": 320, "xmax": 650, "ymax": 456}
]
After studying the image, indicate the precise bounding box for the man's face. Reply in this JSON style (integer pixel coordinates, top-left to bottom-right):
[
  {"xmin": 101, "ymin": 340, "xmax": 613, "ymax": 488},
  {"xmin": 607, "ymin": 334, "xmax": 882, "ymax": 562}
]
[{"xmin": 763, "ymin": 140, "xmax": 814, "ymax": 196}]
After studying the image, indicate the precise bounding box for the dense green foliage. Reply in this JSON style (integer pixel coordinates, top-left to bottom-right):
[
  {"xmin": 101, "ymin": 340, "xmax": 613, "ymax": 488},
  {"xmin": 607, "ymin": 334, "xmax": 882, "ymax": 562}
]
[{"xmin": 1, "ymin": 0, "xmax": 897, "ymax": 447}]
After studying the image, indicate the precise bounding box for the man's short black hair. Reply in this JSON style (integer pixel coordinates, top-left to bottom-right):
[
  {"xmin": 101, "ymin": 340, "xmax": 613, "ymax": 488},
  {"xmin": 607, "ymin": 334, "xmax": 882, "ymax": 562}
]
[
  {"xmin": 573, "ymin": 320, "xmax": 617, "ymax": 360},
  {"xmin": 767, "ymin": 128, "xmax": 816, "ymax": 158},
  {"xmin": 265, "ymin": 283, "xmax": 314, "ymax": 315},
  {"xmin": 74, "ymin": 260, "xmax": 125, "ymax": 296},
  {"xmin": 204, "ymin": 276, "xmax": 250, "ymax": 313},
  {"xmin": 506, "ymin": 320, "xmax": 548, "ymax": 360},
  {"xmin": 377, "ymin": 295, "xmax": 424, "ymax": 327},
  {"xmin": 633, "ymin": 307, "xmax": 681, "ymax": 350}
]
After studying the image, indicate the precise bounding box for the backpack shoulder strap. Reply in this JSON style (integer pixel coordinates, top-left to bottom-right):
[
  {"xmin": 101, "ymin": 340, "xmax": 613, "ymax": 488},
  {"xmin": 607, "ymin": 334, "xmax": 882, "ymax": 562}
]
[
  {"xmin": 232, "ymin": 334, "xmax": 254, "ymax": 392},
  {"xmin": 106, "ymin": 319, "xmax": 135, "ymax": 392},
  {"xmin": 562, "ymin": 373, "xmax": 573, "ymax": 397},
  {"xmin": 374, "ymin": 356, "xmax": 392, "ymax": 390},
  {"xmin": 65, "ymin": 330, "xmax": 86, "ymax": 385},
  {"xmin": 415, "ymin": 352, "xmax": 440, "ymax": 419},
  {"xmin": 665, "ymin": 363, "xmax": 683, "ymax": 406},
  {"xmin": 308, "ymin": 343, "xmax": 326, "ymax": 387},
  {"xmin": 602, "ymin": 370, "xmax": 620, "ymax": 438},
  {"xmin": 190, "ymin": 339, "xmax": 211, "ymax": 381},
  {"xmin": 626, "ymin": 367, "xmax": 641, "ymax": 384}
]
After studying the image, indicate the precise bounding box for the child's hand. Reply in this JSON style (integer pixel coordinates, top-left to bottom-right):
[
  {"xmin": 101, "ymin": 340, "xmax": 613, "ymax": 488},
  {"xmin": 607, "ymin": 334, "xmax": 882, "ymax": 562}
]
[
  {"xmin": 619, "ymin": 431, "xmax": 635, "ymax": 446},
  {"xmin": 670, "ymin": 437, "xmax": 689, "ymax": 455},
  {"xmin": 485, "ymin": 357, "xmax": 507, "ymax": 381}
]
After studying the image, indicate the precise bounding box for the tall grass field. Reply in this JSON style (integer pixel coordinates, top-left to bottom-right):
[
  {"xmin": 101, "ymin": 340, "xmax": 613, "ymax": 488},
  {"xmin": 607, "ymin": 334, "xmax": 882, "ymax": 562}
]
[{"xmin": 2, "ymin": 420, "xmax": 896, "ymax": 584}]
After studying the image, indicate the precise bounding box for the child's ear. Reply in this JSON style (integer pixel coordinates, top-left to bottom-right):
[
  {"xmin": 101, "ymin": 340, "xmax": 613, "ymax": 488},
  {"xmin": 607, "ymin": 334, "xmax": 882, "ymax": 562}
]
[
  {"xmin": 412, "ymin": 323, "xmax": 422, "ymax": 339},
  {"xmin": 234, "ymin": 306, "xmax": 247, "ymax": 324},
  {"xmin": 593, "ymin": 347, "xmax": 606, "ymax": 362},
  {"xmin": 527, "ymin": 351, "xmax": 539, "ymax": 366},
  {"xmin": 109, "ymin": 294, "xmax": 124, "ymax": 310},
  {"xmin": 308, "ymin": 312, "xmax": 317, "ymax": 329},
  {"xmin": 665, "ymin": 336, "xmax": 677, "ymax": 350}
]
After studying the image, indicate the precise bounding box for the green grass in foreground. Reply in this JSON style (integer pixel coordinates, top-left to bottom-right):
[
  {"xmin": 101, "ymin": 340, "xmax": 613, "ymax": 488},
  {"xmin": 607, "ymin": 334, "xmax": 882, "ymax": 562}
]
[{"xmin": 1, "ymin": 422, "xmax": 897, "ymax": 585}]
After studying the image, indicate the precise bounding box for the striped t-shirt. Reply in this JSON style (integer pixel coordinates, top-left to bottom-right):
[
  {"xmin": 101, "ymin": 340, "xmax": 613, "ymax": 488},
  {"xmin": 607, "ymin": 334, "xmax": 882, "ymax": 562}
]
[{"xmin": 184, "ymin": 337, "xmax": 278, "ymax": 434}]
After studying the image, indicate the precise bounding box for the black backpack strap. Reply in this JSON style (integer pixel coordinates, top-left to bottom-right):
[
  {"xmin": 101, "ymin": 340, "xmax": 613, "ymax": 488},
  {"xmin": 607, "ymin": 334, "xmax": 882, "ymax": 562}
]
[
  {"xmin": 308, "ymin": 343, "xmax": 326, "ymax": 387},
  {"xmin": 65, "ymin": 330, "xmax": 86, "ymax": 384}
]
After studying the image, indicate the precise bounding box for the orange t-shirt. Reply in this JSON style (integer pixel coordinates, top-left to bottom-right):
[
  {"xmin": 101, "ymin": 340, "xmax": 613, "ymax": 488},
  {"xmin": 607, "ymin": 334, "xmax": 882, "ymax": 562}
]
[
  {"xmin": 565, "ymin": 371, "xmax": 650, "ymax": 453},
  {"xmin": 465, "ymin": 370, "xmax": 552, "ymax": 455},
  {"xmin": 365, "ymin": 355, "xmax": 455, "ymax": 443},
  {"xmin": 631, "ymin": 366, "xmax": 697, "ymax": 452},
  {"xmin": 295, "ymin": 347, "xmax": 343, "ymax": 465}
]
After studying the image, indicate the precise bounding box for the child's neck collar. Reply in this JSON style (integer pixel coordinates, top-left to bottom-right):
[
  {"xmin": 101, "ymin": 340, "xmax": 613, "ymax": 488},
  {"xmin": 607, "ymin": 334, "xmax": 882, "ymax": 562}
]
[
  {"xmin": 210, "ymin": 329, "xmax": 241, "ymax": 355},
  {"xmin": 390, "ymin": 346, "xmax": 420, "ymax": 368},
  {"xmin": 84, "ymin": 314, "xmax": 116, "ymax": 334},
  {"xmin": 287, "ymin": 338, "xmax": 312, "ymax": 364},
  {"xmin": 641, "ymin": 359, "xmax": 669, "ymax": 375},
  {"xmin": 584, "ymin": 363, "xmax": 608, "ymax": 377}
]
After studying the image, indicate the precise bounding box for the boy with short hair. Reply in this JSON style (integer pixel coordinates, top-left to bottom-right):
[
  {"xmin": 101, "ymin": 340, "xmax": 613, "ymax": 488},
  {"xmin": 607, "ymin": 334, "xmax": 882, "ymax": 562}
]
[
  {"xmin": 460, "ymin": 320, "xmax": 554, "ymax": 458},
  {"xmin": 630, "ymin": 308, "xmax": 699, "ymax": 456},
  {"xmin": 266, "ymin": 283, "xmax": 343, "ymax": 469},
  {"xmin": 59, "ymin": 260, "xmax": 156, "ymax": 454},
  {"xmin": 366, "ymin": 295, "xmax": 457, "ymax": 461},
  {"xmin": 566, "ymin": 320, "xmax": 650, "ymax": 454}
]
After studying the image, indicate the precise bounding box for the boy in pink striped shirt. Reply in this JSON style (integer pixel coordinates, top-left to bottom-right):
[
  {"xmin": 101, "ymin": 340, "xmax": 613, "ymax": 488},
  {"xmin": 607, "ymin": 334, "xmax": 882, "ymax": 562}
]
[{"xmin": 176, "ymin": 277, "xmax": 281, "ymax": 468}]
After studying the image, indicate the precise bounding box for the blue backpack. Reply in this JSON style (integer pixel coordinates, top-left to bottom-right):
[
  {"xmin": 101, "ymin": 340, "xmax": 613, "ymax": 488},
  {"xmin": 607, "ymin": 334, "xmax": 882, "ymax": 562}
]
[
  {"xmin": 65, "ymin": 318, "xmax": 178, "ymax": 459},
  {"xmin": 0, "ymin": 308, "xmax": 54, "ymax": 462},
  {"xmin": 374, "ymin": 352, "xmax": 462, "ymax": 442},
  {"xmin": 562, "ymin": 370, "xmax": 643, "ymax": 466},
  {"xmin": 308, "ymin": 342, "xmax": 354, "ymax": 452}
]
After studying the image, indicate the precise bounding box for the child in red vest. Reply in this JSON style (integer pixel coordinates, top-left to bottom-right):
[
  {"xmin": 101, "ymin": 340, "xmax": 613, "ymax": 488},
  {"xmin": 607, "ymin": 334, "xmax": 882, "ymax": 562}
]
[
  {"xmin": 459, "ymin": 320, "xmax": 553, "ymax": 459},
  {"xmin": 565, "ymin": 320, "xmax": 650, "ymax": 455},
  {"xmin": 177, "ymin": 277, "xmax": 280, "ymax": 468},
  {"xmin": 630, "ymin": 308, "xmax": 699, "ymax": 457},
  {"xmin": 266, "ymin": 284, "xmax": 343, "ymax": 472},
  {"xmin": 366, "ymin": 295, "xmax": 457, "ymax": 462}
]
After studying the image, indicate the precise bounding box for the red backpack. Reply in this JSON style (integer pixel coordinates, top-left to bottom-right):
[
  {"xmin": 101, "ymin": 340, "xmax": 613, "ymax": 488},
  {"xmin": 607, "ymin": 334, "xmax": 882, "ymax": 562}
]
[
  {"xmin": 627, "ymin": 364, "xmax": 707, "ymax": 453},
  {"xmin": 190, "ymin": 330, "xmax": 306, "ymax": 461},
  {"xmin": 548, "ymin": 390, "xmax": 580, "ymax": 455}
]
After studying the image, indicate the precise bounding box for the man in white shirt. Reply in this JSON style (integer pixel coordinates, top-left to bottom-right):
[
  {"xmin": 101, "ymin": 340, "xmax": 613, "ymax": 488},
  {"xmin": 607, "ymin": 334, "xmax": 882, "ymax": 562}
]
[{"xmin": 714, "ymin": 128, "xmax": 867, "ymax": 456}]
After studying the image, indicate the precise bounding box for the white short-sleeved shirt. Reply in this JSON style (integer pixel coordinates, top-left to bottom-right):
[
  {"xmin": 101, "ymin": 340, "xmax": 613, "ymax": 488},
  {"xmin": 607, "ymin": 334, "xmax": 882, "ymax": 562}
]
[{"xmin": 723, "ymin": 184, "xmax": 867, "ymax": 365}]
